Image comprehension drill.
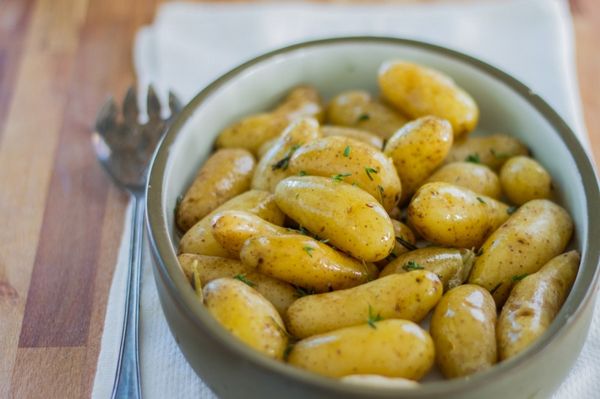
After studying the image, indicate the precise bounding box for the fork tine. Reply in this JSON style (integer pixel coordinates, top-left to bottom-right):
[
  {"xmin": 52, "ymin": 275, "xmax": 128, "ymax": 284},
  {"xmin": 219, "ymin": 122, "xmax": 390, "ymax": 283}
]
[
  {"xmin": 95, "ymin": 96, "xmax": 117, "ymax": 135},
  {"xmin": 147, "ymin": 85, "xmax": 161, "ymax": 121},
  {"xmin": 168, "ymin": 91, "xmax": 183, "ymax": 117},
  {"xmin": 123, "ymin": 86, "xmax": 138, "ymax": 126}
]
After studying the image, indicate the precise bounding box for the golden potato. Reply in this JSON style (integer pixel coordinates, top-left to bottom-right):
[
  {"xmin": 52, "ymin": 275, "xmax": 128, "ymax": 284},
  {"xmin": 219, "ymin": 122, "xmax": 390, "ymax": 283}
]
[
  {"xmin": 179, "ymin": 190, "xmax": 284, "ymax": 257},
  {"xmin": 430, "ymin": 285, "xmax": 497, "ymax": 378},
  {"xmin": 498, "ymin": 251, "xmax": 579, "ymax": 360},
  {"xmin": 469, "ymin": 199, "xmax": 573, "ymax": 305},
  {"xmin": 380, "ymin": 247, "xmax": 475, "ymax": 291},
  {"xmin": 378, "ymin": 61, "xmax": 478, "ymax": 138},
  {"xmin": 273, "ymin": 85, "xmax": 324, "ymax": 122},
  {"xmin": 407, "ymin": 182, "xmax": 509, "ymax": 248},
  {"xmin": 320, "ymin": 125, "xmax": 384, "ymax": 149},
  {"xmin": 287, "ymin": 136, "xmax": 402, "ymax": 211},
  {"xmin": 215, "ymin": 113, "xmax": 289, "ymax": 155},
  {"xmin": 274, "ymin": 176, "xmax": 395, "ymax": 262},
  {"xmin": 176, "ymin": 149, "xmax": 255, "ymax": 232},
  {"xmin": 500, "ymin": 156, "xmax": 553, "ymax": 205},
  {"xmin": 240, "ymin": 234, "xmax": 377, "ymax": 293},
  {"xmin": 326, "ymin": 90, "xmax": 409, "ymax": 139},
  {"xmin": 426, "ymin": 161, "xmax": 502, "ymax": 199},
  {"xmin": 384, "ymin": 116, "xmax": 453, "ymax": 202},
  {"xmin": 203, "ymin": 278, "xmax": 288, "ymax": 359},
  {"xmin": 287, "ymin": 320, "xmax": 434, "ymax": 379},
  {"xmin": 257, "ymin": 138, "xmax": 278, "ymax": 159},
  {"xmin": 445, "ymin": 133, "xmax": 529, "ymax": 170},
  {"xmin": 286, "ymin": 270, "xmax": 442, "ymax": 338}
]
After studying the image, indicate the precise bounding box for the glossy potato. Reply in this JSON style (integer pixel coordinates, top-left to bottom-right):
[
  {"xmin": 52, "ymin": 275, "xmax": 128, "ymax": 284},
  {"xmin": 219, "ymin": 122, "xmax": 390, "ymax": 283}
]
[
  {"xmin": 320, "ymin": 125, "xmax": 384, "ymax": 149},
  {"xmin": 378, "ymin": 61, "xmax": 478, "ymax": 138},
  {"xmin": 325, "ymin": 90, "xmax": 409, "ymax": 139},
  {"xmin": 430, "ymin": 285, "xmax": 497, "ymax": 378},
  {"xmin": 445, "ymin": 134, "xmax": 529, "ymax": 170},
  {"xmin": 287, "ymin": 136, "xmax": 402, "ymax": 211},
  {"xmin": 426, "ymin": 161, "xmax": 502, "ymax": 199},
  {"xmin": 500, "ymin": 156, "xmax": 553, "ymax": 205},
  {"xmin": 498, "ymin": 251, "xmax": 579, "ymax": 360},
  {"xmin": 469, "ymin": 199, "xmax": 573, "ymax": 305},
  {"xmin": 341, "ymin": 375, "xmax": 419, "ymax": 388},
  {"xmin": 203, "ymin": 278, "xmax": 288, "ymax": 359},
  {"xmin": 274, "ymin": 176, "xmax": 395, "ymax": 262},
  {"xmin": 215, "ymin": 113, "xmax": 289, "ymax": 155},
  {"xmin": 176, "ymin": 149, "xmax": 255, "ymax": 232},
  {"xmin": 273, "ymin": 85, "xmax": 324, "ymax": 122},
  {"xmin": 407, "ymin": 182, "xmax": 510, "ymax": 248},
  {"xmin": 179, "ymin": 190, "xmax": 285, "ymax": 257},
  {"xmin": 384, "ymin": 116, "xmax": 453, "ymax": 202},
  {"xmin": 287, "ymin": 319, "xmax": 434, "ymax": 379},
  {"xmin": 380, "ymin": 247, "xmax": 475, "ymax": 291},
  {"xmin": 286, "ymin": 271, "xmax": 442, "ymax": 338}
]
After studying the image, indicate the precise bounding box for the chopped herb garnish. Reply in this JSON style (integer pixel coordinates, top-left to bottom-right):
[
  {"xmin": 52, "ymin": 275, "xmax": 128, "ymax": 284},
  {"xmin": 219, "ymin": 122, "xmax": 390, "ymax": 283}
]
[
  {"xmin": 402, "ymin": 260, "xmax": 424, "ymax": 271},
  {"xmin": 465, "ymin": 153, "xmax": 481, "ymax": 163},
  {"xmin": 386, "ymin": 251, "xmax": 398, "ymax": 262},
  {"xmin": 476, "ymin": 196, "xmax": 486, "ymax": 204},
  {"xmin": 294, "ymin": 286, "xmax": 315, "ymax": 298},
  {"xmin": 367, "ymin": 304, "xmax": 383, "ymax": 329},
  {"xmin": 332, "ymin": 172, "xmax": 352, "ymax": 182},
  {"xmin": 234, "ymin": 274, "xmax": 255, "ymax": 287},
  {"xmin": 357, "ymin": 113, "xmax": 370, "ymax": 122},
  {"xmin": 298, "ymin": 225, "xmax": 309, "ymax": 236},
  {"xmin": 490, "ymin": 282, "xmax": 502, "ymax": 295},
  {"xmin": 364, "ymin": 166, "xmax": 378, "ymax": 181},
  {"xmin": 271, "ymin": 144, "xmax": 300, "ymax": 171},
  {"xmin": 490, "ymin": 148, "xmax": 511, "ymax": 159},
  {"xmin": 512, "ymin": 274, "xmax": 528, "ymax": 282},
  {"xmin": 507, "ymin": 206, "xmax": 518, "ymax": 215},
  {"xmin": 396, "ymin": 236, "xmax": 417, "ymax": 251},
  {"xmin": 343, "ymin": 145, "xmax": 351, "ymax": 157},
  {"xmin": 298, "ymin": 170, "xmax": 307, "ymax": 176},
  {"xmin": 303, "ymin": 246, "xmax": 314, "ymax": 257}
]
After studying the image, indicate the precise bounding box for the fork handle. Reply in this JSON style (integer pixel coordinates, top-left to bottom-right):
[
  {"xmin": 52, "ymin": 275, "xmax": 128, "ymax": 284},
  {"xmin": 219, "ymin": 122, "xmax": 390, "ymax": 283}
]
[{"xmin": 112, "ymin": 194, "xmax": 144, "ymax": 399}]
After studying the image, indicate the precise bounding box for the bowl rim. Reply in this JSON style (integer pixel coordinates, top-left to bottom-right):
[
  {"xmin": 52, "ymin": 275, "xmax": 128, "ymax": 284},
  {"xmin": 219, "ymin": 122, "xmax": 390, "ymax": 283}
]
[{"xmin": 146, "ymin": 36, "xmax": 600, "ymax": 396}]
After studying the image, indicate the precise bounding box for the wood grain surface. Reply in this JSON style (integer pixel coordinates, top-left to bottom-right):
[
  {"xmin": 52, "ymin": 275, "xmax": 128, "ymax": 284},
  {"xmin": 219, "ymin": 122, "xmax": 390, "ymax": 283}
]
[{"xmin": 0, "ymin": 0, "xmax": 597, "ymax": 397}]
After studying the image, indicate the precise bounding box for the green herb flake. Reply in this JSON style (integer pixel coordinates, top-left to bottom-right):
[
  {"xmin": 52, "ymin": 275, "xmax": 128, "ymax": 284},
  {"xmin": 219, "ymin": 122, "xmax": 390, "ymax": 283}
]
[
  {"xmin": 396, "ymin": 236, "xmax": 417, "ymax": 251},
  {"xmin": 512, "ymin": 274, "xmax": 529, "ymax": 282},
  {"xmin": 343, "ymin": 145, "xmax": 351, "ymax": 157},
  {"xmin": 357, "ymin": 113, "xmax": 370, "ymax": 122},
  {"xmin": 303, "ymin": 246, "xmax": 315, "ymax": 257},
  {"xmin": 298, "ymin": 225, "xmax": 309, "ymax": 236},
  {"xmin": 364, "ymin": 166, "xmax": 378, "ymax": 181},
  {"xmin": 465, "ymin": 153, "xmax": 481, "ymax": 164},
  {"xmin": 386, "ymin": 251, "xmax": 398, "ymax": 262},
  {"xmin": 402, "ymin": 260, "xmax": 424, "ymax": 271},
  {"xmin": 507, "ymin": 205, "xmax": 518, "ymax": 215},
  {"xmin": 298, "ymin": 170, "xmax": 307, "ymax": 176},
  {"xmin": 490, "ymin": 148, "xmax": 511, "ymax": 159},
  {"xmin": 476, "ymin": 196, "xmax": 487, "ymax": 204},
  {"xmin": 294, "ymin": 286, "xmax": 315, "ymax": 298},
  {"xmin": 332, "ymin": 172, "xmax": 352, "ymax": 182},
  {"xmin": 271, "ymin": 144, "xmax": 301, "ymax": 171},
  {"xmin": 233, "ymin": 274, "xmax": 255, "ymax": 287},
  {"xmin": 367, "ymin": 304, "xmax": 383, "ymax": 329}
]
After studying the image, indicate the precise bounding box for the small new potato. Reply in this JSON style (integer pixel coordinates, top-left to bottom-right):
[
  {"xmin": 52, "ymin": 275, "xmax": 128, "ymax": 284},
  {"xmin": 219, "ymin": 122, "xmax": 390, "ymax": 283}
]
[
  {"xmin": 384, "ymin": 116, "xmax": 453, "ymax": 202},
  {"xmin": 240, "ymin": 234, "xmax": 377, "ymax": 292},
  {"xmin": 378, "ymin": 61, "xmax": 479, "ymax": 138},
  {"xmin": 274, "ymin": 176, "xmax": 395, "ymax": 262},
  {"xmin": 407, "ymin": 182, "xmax": 510, "ymax": 248},
  {"xmin": 176, "ymin": 148, "xmax": 255, "ymax": 232},
  {"xmin": 469, "ymin": 199, "xmax": 574, "ymax": 305},
  {"xmin": 498, "ymin": 251, "xmax": 580, "ymax": 360},
  {"xmin": 287, "ymin": 319, "xmax": 434, "ymax": 379},
  {"xmin": 287, "ymin": 136, "xmax": 402, "ymax": 211},
  {"xmin": 273, "ymin": 85, "xmax": 324, "ymax": 122},
  {"xmin": 430, "ymin": 285, "xmax": 497, "ymax": 378},
  {"xmin": 500, "ymin": 156, "xmax": 553, "ymax": 205},
  {"xmin": 216, "ymin": 113, "xmax": 289, "ymax": 155},
  {"xmin": 203, "ymin": 278, "xmax": 288, "ymax": 359},
  {"xmin": 445, "ymin": 133, "xmax": 529, "ymax": 170},
  {"xmin": 426, "ymin": 161, "xmax": 502, "ymax": 199},
  {"xmin": 320, "ymin": 125, "xmax": 384, "ymax": 149}
]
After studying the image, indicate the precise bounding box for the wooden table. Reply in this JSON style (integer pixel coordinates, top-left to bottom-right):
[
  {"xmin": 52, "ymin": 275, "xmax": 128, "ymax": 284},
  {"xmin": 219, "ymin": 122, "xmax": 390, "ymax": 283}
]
[{"xmin": 0, "ymin": 0, "xmax": 597, "ymax": 397}]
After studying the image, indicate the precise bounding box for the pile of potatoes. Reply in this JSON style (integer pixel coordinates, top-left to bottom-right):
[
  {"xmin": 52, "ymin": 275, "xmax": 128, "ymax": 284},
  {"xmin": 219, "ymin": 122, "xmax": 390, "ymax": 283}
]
[{"xmin": 175, "ymin": 60, "xmax": 578, "ymax": 385}]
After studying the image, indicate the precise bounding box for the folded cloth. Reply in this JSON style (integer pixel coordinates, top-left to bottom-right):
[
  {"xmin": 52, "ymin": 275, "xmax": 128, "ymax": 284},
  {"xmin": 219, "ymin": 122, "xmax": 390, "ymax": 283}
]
[{"xmin": 92, "ymin": 1, "xmax": 598, "ymax": 398}]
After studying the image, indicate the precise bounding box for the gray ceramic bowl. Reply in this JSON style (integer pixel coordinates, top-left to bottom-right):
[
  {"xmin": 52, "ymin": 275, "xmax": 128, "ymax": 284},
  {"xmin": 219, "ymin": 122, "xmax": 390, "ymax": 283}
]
[{"xmin": 146, "ymin": 37, "xmax": 600, "ymax": 399}]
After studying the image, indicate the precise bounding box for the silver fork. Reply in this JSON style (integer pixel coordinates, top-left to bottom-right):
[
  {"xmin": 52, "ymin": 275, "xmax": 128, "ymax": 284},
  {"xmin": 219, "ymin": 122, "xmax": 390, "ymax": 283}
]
[{"xmin": 93, "ymin": 86, "xmax": 181, "ymax": 399}]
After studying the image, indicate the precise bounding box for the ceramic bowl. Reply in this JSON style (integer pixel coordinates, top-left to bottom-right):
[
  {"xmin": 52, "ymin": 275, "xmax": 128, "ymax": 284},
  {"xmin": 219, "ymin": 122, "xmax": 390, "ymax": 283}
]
[{"xmin": 146, "ymin": 37, "xmax": 600, "ymax": 399}]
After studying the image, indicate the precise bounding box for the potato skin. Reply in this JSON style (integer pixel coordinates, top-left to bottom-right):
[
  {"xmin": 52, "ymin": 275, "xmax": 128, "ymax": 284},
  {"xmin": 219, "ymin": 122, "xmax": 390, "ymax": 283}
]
[
  {"xmin": 384, "ymin": 116, "xmax": 453, "ymax": 202},
  {"xmin": 179, "ymin": 190, "xmax": 284, "ymax": 257},
  {"xmin": 240, "ymin": 234, "xmax": 377, "ymax": 292},
  {"xmin": 273, "ymin": 85, "xmax": 324, "ymax": 122},
  {"xmin": 378, "ymin": 61, "xmax": 478, "ymax": 138},
  {"xmin": 287, "ymin": 319, "xmax": 434, "ymax": 379},
  {"xmin": 446, "ymin": 134, "xmax": 529, "ymax": 170},
  {"xmin": 426, "ymin": 161, "xmax": 502, "ymax": 199},
  {"xmin": 497, "ymin": 251, "xmax": 579, "ymax": 360},
  {"xmin": 326, "ymin": 90, "xmax": 408, "ymax": 139},
  {"xmin": 320, "ymin": 125, "xmax": 384, "ymax": 149},
  {"xmin": 407, "ymin": 182, "xmax": 509, "ymax": 248},
  {"xmin": 288, "ymin": 136, "xmax": 402, "ymax": 211},
  {"xmin": 178, "ymin": 253, "xmax": 297, "ymax": 315},
  {"xmin": 216, "ymin": 113, "xmax": 289, "ymax": 155},
  {"xmin": 286, "ymin": 270, "xmax": 442, "ymax": 338},
  {"xmin": 203, "ymin": 278, "xmax": 288, "ymax": 359},
  {"xmin": 274, "ymin": 176, "xmax": 395, "ymax": 262},
  {"xmin": 176, "ymin": 149, "xmax": 255, "ymax": 232},
  {"xmin": 500, "ymin": 156, "xmax": 552, "ymax": 205},
  {"xmin": 380, "ymin": 247, "xmax": 475, "ymax": 291},
  {"xmin": 469, "ymin": 199, "xmax": 573, "ymax": 305},
  {"xmin": 430, "ymin": 285, "xmax": 497, "ymax": 378}
]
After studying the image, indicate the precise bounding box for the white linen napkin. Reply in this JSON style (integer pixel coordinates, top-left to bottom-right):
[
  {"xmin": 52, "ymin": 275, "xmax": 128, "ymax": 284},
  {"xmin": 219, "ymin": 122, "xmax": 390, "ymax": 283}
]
[{"xmin": 92, "ymin": 1, "xmax": 599, "ymax": 398}]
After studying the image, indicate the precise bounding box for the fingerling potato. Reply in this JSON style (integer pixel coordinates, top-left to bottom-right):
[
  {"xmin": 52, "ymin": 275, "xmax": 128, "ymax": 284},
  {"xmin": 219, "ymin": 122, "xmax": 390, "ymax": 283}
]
[
  {"xmin": 445, "ymin": 133, "xmax": 529, "ymax": 170},
  {"xmin": 500, "ymin": 156, "xmax": 553, "ymax": 205},
  {"xmin": 216, "ymin": 113, "xmax": 289, "ymax": 155},
  {"xmin": 320, "ymin": 125, "xmax": 384, "ymax": 149},
  {"xmin": 426, "ymin": 161, "xmax": 502, "ymax": 199},
  {"xmin": 273, "ymin": 85, "xmax": 324, "ymax": 122}
]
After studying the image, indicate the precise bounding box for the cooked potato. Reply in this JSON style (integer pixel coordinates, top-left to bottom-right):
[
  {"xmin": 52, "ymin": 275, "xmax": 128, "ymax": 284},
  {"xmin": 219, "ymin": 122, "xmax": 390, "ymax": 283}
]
[
  {"xmin": 380, "ymin": 247, "xmax": 475, "ymax": 291},
  {"xmin": 287, "ymin": 319, "xmax": 434, "ymax": 379},
  {"xmin": 203, "ymin": 278, "xmax": 288, "ymax": 359},
  {"xmin": 445, "ymin": 134, "xmax": 529, "ymax": 170},
  {"xmin": 469, "ymin": 199, "xmax": 573, "ymax": 305},
  {"xmin": 287, "ymin": 136, "xmax": 402, "ymax": 211},
  {"xmin": 426, "ymin": 161, "xmax": 502, "ymax": 199},
  {"xmin": 274, "ymin": 176, "xmax": 395, "ymax": 262},
  {"xmin": 384, "ymin": 116, "xmax": 453, "ymax": 202},
  {"xmin": 498, "ymin": 251, "xmax": 579, "ymax": 360},
  {"xmin": 176, "ymin": 149, "xmax": 255, "ymax": 232},
  {"xmin": 340, "ymin": 375, "xmax": 419, "ymax": 388},
  {"xmin": 286, "ymin": 270, "xmax": 442, "ymax": 338},
  {"xmin": 500, "ymin": 156, "xmax": 552, "ymax": 205},
  {"xmin": 378, "ymin": 61, "xmax": 478, "ymax": 138},
  {"xmin": 252, "ymin": 117, "xmax": 321, "ymax": 192},
  {"xmin": 178, "ymin": 253, "xmax": 297, "ymax": 315},
  {"xmin": 240, "ymin": 234, "xmax": 377, "ymax": 292},
  {"xmin": 326, "ymin": 90, "xmax": 409, "ymax": 139},
  {"xmin": 257, "ymin": 138, "xmax": 278, "ymax": 159},
  {"xmin": 320, "ymin": 125, "xmax": 384, "ymax": 149},
  {"xmin": 430, "ymin": 285, "xmax": 497, "ymax": 378},
  {"xmin": 273, "ymin": 85, "xmax": 324, "ymax": 122},
  {"xmin": 407, "ymin": 182, "xmax": 510, "ymax": 248},
  {"xmin": 216, "ymin": 113, "xmax": 289, "ymax": 155},
  {"xmin": 179, "ymin": 190, "xmax": 284, "ymax": 257}
]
